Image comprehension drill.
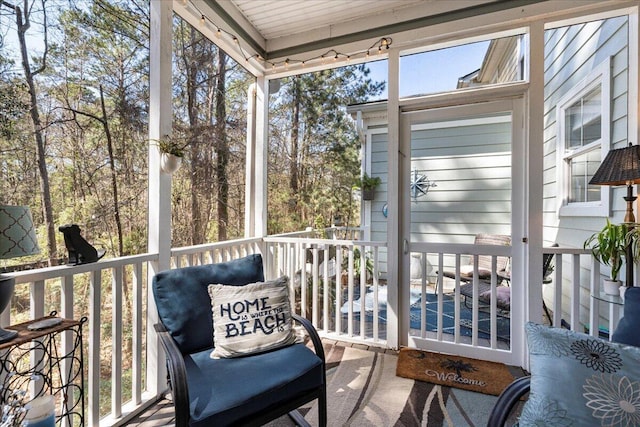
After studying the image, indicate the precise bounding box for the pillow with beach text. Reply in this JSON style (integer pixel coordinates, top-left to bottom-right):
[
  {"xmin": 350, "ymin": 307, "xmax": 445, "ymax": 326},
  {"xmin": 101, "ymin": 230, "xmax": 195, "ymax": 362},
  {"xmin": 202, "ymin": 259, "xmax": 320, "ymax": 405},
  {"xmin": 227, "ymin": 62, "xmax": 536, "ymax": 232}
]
[{"xmin": 208, "ymin": 276, "xmax": 297, "ymax": 359}]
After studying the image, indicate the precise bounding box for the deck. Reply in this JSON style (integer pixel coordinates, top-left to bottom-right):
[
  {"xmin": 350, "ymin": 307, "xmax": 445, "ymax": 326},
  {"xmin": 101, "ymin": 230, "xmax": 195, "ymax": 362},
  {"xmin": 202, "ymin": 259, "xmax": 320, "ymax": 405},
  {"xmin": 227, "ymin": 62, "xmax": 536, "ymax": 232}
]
[{"xmin": 125, "ymin": 332, "xmax": 509, "ymax": 426}]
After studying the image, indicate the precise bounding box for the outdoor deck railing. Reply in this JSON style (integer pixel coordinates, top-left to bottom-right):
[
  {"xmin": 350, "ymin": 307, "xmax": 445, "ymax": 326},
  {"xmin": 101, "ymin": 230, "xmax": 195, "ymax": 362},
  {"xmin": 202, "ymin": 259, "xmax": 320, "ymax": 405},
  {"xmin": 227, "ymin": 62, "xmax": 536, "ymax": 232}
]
[{"xmin": 1, "ymin": 233, "xmax": 616, "ymax": 426}]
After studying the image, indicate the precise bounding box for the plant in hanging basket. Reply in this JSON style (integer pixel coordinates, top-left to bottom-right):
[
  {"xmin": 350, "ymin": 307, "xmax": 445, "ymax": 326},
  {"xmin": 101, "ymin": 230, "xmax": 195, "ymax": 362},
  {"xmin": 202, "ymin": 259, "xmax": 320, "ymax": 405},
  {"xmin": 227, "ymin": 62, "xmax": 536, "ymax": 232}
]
[
  {"xmin": 154, "ymin": 136, "xmax": 186, "ymax": 174},
  {"xmin": 158, "ymin": 140, "xmax": 184, "ymax": 157},
  {"xmin": 356, "ymin": 173, "xmax": 381, "ymax": 201}
]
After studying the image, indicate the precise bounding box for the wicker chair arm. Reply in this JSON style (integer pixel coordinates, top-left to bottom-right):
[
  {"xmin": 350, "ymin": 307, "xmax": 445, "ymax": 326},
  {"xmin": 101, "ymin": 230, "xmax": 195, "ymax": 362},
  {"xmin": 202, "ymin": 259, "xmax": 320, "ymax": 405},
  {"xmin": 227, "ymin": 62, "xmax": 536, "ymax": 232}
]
[
  {"xmin": 155, "ymin": 323, "xmax": 190, "ymax": 427},
  {"xmin": 487, "ymin": 375, "xmax": 530, "ymax": 427}
]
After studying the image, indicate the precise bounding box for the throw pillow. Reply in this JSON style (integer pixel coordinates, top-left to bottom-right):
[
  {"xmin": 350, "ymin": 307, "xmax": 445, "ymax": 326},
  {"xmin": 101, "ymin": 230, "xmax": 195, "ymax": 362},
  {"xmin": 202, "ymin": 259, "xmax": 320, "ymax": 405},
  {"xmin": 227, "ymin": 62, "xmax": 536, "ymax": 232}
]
[
  {"xmin": 479, "ymin": 286, "xmax": 510, "ymax": 309},
  {"xmin": 519, "ymin": 322, "xmax": 640, "ymax": 426},
  {"xmin": 612, "ymin": 286, "xmax": 640, "ymax": 347},
  {"xmin": 459, "ymin": 264, "xmax": 491, "ymax": 277},
  {"xmin": 208, "ymin": 276, "xmax": 298, "ymax": 359}
]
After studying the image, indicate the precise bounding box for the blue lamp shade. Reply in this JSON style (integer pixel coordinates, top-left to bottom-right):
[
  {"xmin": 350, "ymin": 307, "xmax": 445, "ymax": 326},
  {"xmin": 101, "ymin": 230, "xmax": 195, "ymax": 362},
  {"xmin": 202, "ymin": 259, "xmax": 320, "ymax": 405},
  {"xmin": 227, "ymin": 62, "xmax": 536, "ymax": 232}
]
[
  {"xmin": 0, "ymin": 205, "xmax": 39, "ymax": 343},
  {"xmin": 0, "ymin": 205, "xmax": 40, "ymax": 259}
]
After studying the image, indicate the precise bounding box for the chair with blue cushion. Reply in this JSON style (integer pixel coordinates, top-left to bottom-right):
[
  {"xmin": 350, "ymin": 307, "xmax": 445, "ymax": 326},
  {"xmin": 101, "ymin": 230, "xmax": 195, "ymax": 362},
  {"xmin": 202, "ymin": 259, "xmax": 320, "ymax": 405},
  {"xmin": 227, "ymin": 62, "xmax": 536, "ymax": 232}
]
[{"xmin": 153, "ymin": 254, "xmax": 327, "ymax": 427}]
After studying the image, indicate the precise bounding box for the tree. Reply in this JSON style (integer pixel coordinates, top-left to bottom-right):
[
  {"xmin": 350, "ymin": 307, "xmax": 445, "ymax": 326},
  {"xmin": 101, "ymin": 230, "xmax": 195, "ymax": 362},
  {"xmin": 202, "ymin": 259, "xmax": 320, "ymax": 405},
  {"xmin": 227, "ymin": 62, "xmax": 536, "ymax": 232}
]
[
  {"xmin": 1, "ymin": 0, "xmax": 57, "ymax": 263},
  {"xmin": 268, "ymin": 64, "xmax": 384, "ymax": 233},
  {"xmin": 214, "ymin": 49, "xmax": 228, "ymax": 241},
  {"xmin": 172, "ymin": 19, "xmax": 252, "ymax": 245}
]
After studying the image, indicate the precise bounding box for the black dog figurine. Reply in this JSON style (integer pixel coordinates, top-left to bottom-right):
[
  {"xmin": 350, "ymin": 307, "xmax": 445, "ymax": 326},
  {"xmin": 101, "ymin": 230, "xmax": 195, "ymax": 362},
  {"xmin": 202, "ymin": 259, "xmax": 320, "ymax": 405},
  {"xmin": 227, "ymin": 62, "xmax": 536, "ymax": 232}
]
[{"xmin": 58, "ymin": 224, "xmax": 106, "ymax": 265}]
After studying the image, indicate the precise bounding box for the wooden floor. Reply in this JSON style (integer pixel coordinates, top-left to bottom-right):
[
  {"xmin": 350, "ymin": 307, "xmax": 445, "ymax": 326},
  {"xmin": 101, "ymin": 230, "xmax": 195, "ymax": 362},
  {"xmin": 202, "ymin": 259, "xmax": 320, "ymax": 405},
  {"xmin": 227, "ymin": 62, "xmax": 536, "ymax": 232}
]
[
  {"xmin": 127, "ymin": 283, "xmax": 514, "ymax": 426},
  {"xmin": 126, "ymin": 397, "xmax": 175, "ymax": 426}
]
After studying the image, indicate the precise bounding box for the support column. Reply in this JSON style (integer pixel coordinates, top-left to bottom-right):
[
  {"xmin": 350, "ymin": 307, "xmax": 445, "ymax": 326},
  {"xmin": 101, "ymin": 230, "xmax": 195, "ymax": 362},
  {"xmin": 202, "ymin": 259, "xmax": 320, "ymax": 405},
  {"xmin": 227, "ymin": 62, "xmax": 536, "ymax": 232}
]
[
  {"xmin": 245, "ymin": 76, "xmax": 268, "ymax": 238},
  {"xmin": 525, "ymin": 20, "xmax": 545, "ymax": 368},
  {"xmin": 147, "ymin": 0, "xmax": 172, "ymax": 397},
  {"xmin": 630, "ymin": 7, "xmax": 639, "ymax": 286},
  {"xmin": 387, "ymin": 48, "xmax": 400, "ymax": 349}
]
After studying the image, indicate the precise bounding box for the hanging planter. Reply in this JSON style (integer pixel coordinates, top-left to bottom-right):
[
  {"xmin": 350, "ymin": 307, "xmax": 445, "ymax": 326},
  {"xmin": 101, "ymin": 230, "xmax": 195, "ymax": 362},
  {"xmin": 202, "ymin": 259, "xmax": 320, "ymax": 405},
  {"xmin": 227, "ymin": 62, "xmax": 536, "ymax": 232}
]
[
  {"xmin": 362, "ymin": 189, "xmax": 375, "ymax": 201},
  {"xmin": 155, "ymin": 136, "xmax": 185, "ymax": 174},
  {"xmin": 356, "ymin": 173, "xmax": 381, "ymax": 202},
  {"xmin": 161, "ymin": 152, "xmax": 182, "ymax": 174}
]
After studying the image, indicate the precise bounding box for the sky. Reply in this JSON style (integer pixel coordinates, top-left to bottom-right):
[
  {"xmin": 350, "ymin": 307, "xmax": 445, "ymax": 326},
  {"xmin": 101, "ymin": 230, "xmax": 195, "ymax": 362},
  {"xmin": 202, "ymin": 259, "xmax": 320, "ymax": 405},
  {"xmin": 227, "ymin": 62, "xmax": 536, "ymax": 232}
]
[{"xmin": 364, "ymin": 40, "xmax": 491, "ymax": 101}]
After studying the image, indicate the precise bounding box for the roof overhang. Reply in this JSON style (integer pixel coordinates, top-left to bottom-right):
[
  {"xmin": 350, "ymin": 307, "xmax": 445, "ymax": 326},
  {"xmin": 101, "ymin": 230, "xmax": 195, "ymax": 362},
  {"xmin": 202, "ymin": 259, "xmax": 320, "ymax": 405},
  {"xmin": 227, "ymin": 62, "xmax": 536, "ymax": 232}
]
[{"xmin": 174, "ymin": 0, "xmax": 637, "ymax": 77}]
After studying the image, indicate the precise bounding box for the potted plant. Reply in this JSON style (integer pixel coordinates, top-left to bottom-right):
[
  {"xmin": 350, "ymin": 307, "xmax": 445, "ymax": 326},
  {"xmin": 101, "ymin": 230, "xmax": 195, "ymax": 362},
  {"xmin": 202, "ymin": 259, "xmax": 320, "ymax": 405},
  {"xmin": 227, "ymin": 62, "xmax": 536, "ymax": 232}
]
[
  {"xmin": 156, "ymin": 136, "xmax": 185, "ymax": 174},
  {"xmin": 584, "ymin": 219, "xmax": 637, "ymax": 295},
  {"xmin": 356, "ymin": 173, "xmax": 381, "ymax": 201}
]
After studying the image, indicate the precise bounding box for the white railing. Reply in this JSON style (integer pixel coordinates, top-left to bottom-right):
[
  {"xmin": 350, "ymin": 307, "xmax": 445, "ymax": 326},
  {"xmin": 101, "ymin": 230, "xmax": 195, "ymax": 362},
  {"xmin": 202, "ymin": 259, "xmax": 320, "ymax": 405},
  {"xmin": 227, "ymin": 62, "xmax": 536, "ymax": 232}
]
[
  {"xmin": 1, "ymin": 233, "xmax": 617, "ymax": 425},
  {"xmin": 262, "ymin": 235, "xmax": 387, "ymax": 346},
  {"xmin": 8, "ymin": 254, "xmax": 158, "ymax": 427}
]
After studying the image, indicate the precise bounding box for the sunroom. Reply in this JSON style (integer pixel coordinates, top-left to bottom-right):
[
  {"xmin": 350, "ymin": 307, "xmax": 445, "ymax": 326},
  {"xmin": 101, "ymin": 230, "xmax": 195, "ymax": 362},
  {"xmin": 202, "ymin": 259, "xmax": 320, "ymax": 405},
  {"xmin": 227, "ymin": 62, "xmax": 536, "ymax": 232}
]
[{"xmin": 3, "ymin": 0, "xmax": 640, "ymax": 425}]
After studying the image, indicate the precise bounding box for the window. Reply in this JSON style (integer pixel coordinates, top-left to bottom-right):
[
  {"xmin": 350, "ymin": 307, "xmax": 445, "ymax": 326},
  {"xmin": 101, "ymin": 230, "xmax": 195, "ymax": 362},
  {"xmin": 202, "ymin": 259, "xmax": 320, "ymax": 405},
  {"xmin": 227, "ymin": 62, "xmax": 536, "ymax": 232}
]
[{"xmin": 557, "ymin": 58, "xmax": 611, "ymax": 217}]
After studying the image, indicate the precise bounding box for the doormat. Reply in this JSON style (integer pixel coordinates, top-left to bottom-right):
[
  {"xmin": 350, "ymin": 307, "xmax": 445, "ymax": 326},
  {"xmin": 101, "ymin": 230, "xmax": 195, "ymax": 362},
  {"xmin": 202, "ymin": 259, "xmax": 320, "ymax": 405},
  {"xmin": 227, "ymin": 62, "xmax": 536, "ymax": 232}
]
[{"xmin": 396, "ymin": 348, "xmax": 519, "ymax": 396}]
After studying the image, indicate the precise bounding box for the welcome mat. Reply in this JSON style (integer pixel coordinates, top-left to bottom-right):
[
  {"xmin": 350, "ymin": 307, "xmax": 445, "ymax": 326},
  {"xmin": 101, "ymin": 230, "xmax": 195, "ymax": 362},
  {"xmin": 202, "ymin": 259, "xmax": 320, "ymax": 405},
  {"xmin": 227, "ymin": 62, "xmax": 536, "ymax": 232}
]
[{"xmin": 396, "ymin": 348, "xmax": 518, "ymax": 396}]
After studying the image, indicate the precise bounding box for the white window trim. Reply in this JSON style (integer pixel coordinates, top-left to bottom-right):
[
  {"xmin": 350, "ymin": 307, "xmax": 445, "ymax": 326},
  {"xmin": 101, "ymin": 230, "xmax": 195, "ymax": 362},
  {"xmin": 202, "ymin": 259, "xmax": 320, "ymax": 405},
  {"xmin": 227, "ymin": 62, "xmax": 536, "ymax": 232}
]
[{"xmin": 556, "ymin": 57, "xmax": 611, "ymax": 217}]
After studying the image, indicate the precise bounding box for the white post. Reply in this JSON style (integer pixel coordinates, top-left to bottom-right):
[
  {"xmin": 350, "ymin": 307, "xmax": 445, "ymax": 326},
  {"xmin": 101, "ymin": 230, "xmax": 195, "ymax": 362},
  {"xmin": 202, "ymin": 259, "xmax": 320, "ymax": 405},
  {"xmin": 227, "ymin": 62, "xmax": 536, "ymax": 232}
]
[
  {"xmin": 524, "ymin": 20, "xmax": 546, "ymax": 369},
  {"xmin": 387, "ymin": 47, "xmax": 400, "ymax": 349},
  {"xmin": 147, "ymin": 0, "xmax": 173, "ymax": 398},
  {"xmin": 245, "ymin": 82, "xmax": 257, "ymax": 237},
  {"xmin": 630, "ymin": 7, "xmax": 639, "ymax": 287},
  {"xmin": 254, "ymin": 75, "xmax": 269, "ymax": 238}
]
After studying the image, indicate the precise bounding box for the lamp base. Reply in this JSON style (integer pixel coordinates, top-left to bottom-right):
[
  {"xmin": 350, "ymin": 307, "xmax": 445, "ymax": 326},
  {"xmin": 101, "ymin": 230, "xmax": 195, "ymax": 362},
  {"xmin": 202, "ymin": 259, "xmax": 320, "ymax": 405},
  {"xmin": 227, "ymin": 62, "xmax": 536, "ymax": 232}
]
[{"xmin": 0, "ymin": 327, "xmax": 17, "ymax": 343}]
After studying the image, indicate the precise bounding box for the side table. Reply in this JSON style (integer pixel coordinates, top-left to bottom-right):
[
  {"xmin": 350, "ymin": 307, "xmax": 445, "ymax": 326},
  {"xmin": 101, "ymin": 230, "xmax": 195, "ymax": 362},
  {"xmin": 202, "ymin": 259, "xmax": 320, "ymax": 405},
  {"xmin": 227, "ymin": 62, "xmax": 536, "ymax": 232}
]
[
  {"xmin": 0, "ymin": 313, "xmax": 87, "ymax": 426},
  {"xmin": 590, "ymin": 291, "xmax": 623, "ymax": 340}
]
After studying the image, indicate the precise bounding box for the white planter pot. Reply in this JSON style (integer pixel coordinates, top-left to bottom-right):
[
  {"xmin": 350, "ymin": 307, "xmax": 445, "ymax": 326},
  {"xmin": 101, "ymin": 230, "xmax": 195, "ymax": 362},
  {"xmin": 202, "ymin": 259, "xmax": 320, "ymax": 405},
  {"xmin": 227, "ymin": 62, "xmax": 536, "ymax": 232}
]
[
  {"xmin": 161, "ymin": 153, "xmax": 182, "ymax": 174},
  {"xmin": 603, "ymin": 279, "xmax": 622, "ymax": 295}
]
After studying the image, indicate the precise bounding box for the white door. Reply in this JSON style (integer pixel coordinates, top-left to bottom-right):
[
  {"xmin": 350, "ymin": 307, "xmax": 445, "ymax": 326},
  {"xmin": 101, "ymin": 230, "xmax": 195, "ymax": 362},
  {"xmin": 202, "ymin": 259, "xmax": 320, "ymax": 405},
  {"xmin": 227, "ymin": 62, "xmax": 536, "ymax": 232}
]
[{"xmin": 400, "ymin": 98, "xmax": 525, "ymax": 365}]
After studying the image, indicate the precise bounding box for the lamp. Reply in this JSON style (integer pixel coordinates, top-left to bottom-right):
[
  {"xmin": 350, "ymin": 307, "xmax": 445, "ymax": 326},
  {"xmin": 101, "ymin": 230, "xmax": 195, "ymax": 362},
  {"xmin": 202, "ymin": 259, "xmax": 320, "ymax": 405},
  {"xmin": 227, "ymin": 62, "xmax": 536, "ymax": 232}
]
[
  {"xmin": 589, "ymin": 143, "xmax": 640, "ymax": 287},
  {"xmin": 0, "ymin": 205, "xmax": 40, "ymax": 342}
]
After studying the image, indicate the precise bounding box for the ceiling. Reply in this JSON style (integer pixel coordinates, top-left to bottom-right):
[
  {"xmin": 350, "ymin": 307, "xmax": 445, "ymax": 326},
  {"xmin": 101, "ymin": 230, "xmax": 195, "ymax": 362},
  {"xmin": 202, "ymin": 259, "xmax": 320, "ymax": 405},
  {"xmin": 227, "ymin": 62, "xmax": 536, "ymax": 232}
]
[{"xmin": 177, "ymin": 0, "xmax": 627, "ymax": 76}]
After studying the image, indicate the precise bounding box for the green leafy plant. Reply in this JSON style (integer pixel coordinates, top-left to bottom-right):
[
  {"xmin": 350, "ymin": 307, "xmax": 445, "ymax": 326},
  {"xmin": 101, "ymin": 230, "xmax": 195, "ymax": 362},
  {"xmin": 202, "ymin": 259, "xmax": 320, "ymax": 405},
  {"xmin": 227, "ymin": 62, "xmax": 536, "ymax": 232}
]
[
  {"xmin": 342, "ymin": 247, "xmax": 374, "ymax": 280},
  {"xmin": 155, "ymin": 136, "xmax": 185, "ymax": 157},
  {"xmin": 584, "ymin": 219, "xmax": 637, "ymax": 281},
  {"xmin": 355, "ymin": 173, "xmax": 381, "ymax": 191}
]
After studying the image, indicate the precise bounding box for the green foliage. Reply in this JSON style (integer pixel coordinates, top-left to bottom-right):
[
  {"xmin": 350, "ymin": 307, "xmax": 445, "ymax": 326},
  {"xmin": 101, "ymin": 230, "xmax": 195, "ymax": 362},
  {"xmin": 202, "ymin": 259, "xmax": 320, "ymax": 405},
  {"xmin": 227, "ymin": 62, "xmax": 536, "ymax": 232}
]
[
  {"xmin": 157, "ymin": 138, "xmax": 185, "ymax": 157},
  {"xmin": 344, "ymin": 247, "xmax": 374, "ymax": 279},
  {"xmin": 267, "ymin": 63, "xmax": 384, "ymax": 233},
  {"xmin": 584, "ymin": 219, "xmax": 639, "ymax": 281},
  {"xmin": 355, "ymin": 173, "xmax": 381, "ymax": 191}
]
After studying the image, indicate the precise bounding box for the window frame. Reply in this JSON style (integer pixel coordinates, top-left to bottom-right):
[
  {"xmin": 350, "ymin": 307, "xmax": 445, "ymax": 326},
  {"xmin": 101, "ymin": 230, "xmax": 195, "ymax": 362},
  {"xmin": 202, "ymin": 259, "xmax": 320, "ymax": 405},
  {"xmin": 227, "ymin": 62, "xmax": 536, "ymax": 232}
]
[{"xmin": 556, "ymin": 57, "xmax": 611, "ymax": 217}]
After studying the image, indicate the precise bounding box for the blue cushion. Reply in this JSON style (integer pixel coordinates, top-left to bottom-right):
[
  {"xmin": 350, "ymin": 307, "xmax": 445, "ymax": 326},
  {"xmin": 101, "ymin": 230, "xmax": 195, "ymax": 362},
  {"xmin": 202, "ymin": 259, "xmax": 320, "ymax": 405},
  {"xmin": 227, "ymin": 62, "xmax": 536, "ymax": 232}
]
[
  {"xmin": 153, "ymin": 254, "xmax": 264, "ymax": 354},
  {"xmin": 520, "ymin": 322, "xmax": 640, "ymax": 426},
  {"xmin": 612, "ymin": 287, "xmax": 640, "ymax": 347},
  {"xmin": 185, "ymin": 343, "xmax": 324, "ymax": 426}
]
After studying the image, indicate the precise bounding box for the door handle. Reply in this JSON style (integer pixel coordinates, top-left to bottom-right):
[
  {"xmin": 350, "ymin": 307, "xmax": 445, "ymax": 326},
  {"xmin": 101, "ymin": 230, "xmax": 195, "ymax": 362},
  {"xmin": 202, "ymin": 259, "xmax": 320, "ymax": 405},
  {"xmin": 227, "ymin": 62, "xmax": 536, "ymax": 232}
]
[{"xmin": 403, "ymin": 239, "xmax": 409, "ymax": 254}]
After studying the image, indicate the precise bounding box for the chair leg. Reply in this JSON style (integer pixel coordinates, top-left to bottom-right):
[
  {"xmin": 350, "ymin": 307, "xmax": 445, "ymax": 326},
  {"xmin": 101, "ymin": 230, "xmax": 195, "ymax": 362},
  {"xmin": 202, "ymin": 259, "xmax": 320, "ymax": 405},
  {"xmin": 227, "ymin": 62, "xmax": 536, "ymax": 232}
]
[
  {"xmin": 542, "ymin": 301, "xmax": 553, "ymax": 325},
  {"xmin": 288, "ymin": 410, "xmax": 311, "ymax": 427},
  {"xmin": 318, "ymin": 386, "xmax": 327, "ymax": 427}
]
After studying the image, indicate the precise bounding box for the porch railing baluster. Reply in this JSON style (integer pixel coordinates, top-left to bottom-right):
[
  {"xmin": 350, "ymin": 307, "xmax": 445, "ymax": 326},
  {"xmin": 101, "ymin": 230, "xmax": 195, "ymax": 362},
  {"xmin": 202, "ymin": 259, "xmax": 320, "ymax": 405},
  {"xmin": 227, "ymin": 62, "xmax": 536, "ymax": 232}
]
[
  {"xmin": 111, "ymin": 266, "xmax": 123, "ymax": 419},
  {"xmin": 1, "ymin": 234, "xmax": 613, "ymax": 425}
]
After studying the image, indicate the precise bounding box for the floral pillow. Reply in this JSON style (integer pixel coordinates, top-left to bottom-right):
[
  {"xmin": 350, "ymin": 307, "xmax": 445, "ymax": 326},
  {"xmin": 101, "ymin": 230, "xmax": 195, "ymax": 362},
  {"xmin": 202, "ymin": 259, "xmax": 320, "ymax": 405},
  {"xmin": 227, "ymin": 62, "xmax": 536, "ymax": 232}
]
[{"xmin": 520, "ymin": 322, "xmax": 640, "ymax": 426}]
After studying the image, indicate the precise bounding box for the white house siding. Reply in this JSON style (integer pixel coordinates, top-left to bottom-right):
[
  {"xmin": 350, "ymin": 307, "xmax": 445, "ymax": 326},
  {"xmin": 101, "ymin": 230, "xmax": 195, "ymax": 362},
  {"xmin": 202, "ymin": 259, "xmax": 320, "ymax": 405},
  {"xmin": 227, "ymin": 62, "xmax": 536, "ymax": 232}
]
[
  {"xmin": 365, "ymin": 116, "xmax": 512, "ymax": 280},
  {"xmin": 369, "ymin": 131, "xmax": 389, "ymax": 275},
  {"xmin": 409, "ymin": 116, "xmax": 512, "ymax": 281},
  {"xmin": 478, "ymin": 36, "xmax": 521, "ymax": 85},
  {"xmin": 542, "ymin": 15, "xmax": 629, "ymax": 329}
]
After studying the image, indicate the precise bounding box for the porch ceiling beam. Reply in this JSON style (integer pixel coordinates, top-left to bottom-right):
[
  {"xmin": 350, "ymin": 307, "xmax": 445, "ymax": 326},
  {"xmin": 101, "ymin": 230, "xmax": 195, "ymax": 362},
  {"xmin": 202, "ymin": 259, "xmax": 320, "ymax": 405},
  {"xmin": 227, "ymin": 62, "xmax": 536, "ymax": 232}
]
[{"xmin": 263, "ymin": 0, "xmax": 546, "ymax": 60}]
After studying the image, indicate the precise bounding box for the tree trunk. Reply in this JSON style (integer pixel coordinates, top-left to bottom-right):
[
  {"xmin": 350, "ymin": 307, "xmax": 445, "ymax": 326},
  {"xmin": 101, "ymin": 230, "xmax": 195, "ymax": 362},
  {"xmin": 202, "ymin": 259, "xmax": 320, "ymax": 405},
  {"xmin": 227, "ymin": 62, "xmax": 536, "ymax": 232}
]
[
  {"xmin": 13, "ymin": 2, "xmax": 57, "ymax": 264},
  {"xmin": 99, "ymin": 85, "xmax": 123, "ymax": 256},
  {"xmin": 215, "ymin": 50, "xmax": 228, "ymax": 241},
  {"xmin": 289, "ymin": 77, "xmax": 300, "ymax": 213},
  {"xmin": 184, "ymin": 28, "xmax": 204, "ymax": 245}
]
